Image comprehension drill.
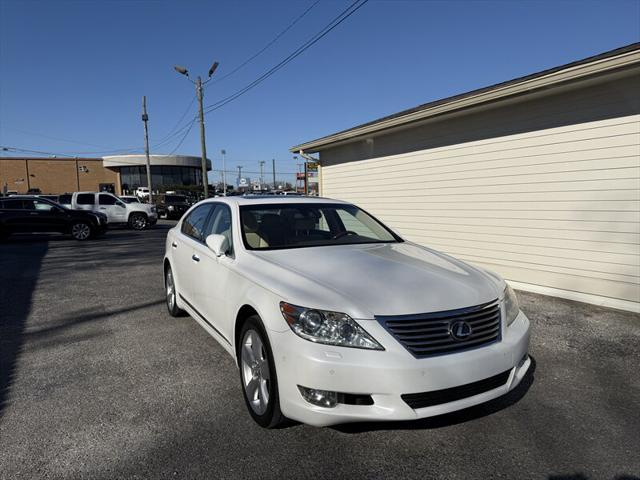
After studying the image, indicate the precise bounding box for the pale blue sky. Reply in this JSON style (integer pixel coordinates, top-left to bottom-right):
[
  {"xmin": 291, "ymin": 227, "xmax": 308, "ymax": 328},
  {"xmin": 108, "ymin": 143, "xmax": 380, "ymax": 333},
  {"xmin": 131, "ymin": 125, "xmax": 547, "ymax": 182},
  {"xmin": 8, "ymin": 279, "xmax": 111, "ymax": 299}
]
[{"xmin": 1, "ymin": 0, "xmax": 639, "ymax": 183}]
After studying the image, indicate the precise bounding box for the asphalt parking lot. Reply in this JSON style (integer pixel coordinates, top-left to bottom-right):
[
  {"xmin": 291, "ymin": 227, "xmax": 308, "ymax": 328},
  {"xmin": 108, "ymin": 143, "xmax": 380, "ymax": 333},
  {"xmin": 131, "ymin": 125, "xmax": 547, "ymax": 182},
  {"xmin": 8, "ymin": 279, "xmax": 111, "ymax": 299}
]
[{"xmin": 0, "ymin": 222, "xmax": 638, "ymax": 480}]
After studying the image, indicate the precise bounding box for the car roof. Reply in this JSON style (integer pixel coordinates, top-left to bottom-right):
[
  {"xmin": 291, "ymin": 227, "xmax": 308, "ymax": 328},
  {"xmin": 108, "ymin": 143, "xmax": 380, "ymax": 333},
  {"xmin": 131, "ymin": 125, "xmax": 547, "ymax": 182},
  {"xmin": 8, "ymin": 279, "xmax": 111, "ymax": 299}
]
[
  {"xmin": 199, "ymin": 195, "xmax": 350, "ymax": 207},
  {"xmin": 3, "ymin": 195, "xmax": 50, "ymax": 200}
]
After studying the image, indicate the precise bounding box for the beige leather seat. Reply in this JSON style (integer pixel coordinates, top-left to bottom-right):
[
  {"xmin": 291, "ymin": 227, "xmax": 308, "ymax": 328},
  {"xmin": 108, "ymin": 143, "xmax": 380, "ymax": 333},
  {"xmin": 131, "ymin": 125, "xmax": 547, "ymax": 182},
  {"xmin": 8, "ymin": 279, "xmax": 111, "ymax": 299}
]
[{"xmin": 243, "ymin": 211, "xmax": 269, "ymax": 248}]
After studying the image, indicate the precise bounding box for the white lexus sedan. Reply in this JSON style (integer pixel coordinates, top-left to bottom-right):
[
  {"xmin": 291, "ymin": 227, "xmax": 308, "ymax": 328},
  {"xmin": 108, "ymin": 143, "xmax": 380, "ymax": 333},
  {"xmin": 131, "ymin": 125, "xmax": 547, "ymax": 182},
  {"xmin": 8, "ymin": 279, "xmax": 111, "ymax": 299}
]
[{"xmin": 163, "ymin": 196, "xmax": 531, "ymax": 428}]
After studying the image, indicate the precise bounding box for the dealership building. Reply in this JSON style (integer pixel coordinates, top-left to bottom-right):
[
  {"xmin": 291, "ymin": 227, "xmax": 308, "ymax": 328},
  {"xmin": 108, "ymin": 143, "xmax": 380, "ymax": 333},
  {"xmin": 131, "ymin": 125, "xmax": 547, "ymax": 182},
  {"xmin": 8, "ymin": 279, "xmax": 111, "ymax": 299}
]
[
  {"xmin": 0, "ymin": 154, "xmax": 210, "ymax": 195},
  {"xmin": 292, "ymin": 43, "xmax": 640, "ymax": 312}
]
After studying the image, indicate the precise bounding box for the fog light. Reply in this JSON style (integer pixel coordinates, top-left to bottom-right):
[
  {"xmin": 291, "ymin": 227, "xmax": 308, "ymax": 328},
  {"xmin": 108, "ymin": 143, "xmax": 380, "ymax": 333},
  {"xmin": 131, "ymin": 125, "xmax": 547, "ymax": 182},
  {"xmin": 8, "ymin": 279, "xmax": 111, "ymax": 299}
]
[{"xmin": 298, "ymin": 386, "xmax": 338, "ymax": 408}]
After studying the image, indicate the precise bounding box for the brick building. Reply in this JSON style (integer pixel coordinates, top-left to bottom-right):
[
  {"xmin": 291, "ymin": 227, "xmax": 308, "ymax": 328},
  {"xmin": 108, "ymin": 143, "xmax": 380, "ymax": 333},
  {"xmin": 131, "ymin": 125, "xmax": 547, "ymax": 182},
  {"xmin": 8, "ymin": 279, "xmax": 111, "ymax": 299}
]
[{"xmin": 0, "ymin": 154, "xmax": 210, "ymax": 195}]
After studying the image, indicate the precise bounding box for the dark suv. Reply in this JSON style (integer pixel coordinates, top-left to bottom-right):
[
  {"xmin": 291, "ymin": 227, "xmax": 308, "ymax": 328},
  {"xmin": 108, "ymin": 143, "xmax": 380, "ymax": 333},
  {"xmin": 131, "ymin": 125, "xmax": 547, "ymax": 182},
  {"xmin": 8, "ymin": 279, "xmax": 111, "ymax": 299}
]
[
  {"xmin": 155, "ymin": 194, "xmax": 190, "ymax": 220},
  {"xmin": 0, "ymin": 196, "xmax": 107, "ymax": 241}
]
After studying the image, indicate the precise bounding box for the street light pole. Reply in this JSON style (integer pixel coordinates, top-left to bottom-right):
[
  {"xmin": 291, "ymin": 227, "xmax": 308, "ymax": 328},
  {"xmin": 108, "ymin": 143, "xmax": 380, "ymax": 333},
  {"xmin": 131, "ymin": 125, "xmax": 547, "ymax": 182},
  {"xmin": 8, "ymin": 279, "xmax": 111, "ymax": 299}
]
[
  {"xmin": 174, "ymin": 61, "xmax": 219, "ymax": 199},
  {"xmin": 237, "ymin": 165, "xmax": 243, "ymax": 190},
  {"xmin": 221, "ymin": 149, "xmax": 227, "ymax": 196},
  {"xmin": 142, "ymin": 96, "xmax": 153, "ymax": 204},
  {"xmin": 272, "ymin": 158, "xmax": 276, "ymax": 190},
  {"xmin": 259, "ymin": 160, "xmax": 265, "ymax": 189}
]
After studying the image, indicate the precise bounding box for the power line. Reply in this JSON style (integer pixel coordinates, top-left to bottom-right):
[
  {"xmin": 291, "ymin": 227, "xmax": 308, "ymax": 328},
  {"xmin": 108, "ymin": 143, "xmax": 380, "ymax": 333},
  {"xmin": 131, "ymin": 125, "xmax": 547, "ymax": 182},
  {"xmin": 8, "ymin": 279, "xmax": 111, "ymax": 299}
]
[
  {"xmin": 3, "ymin": 127, "xmax": 119, "ymax": 149},
  {"xmin": 152, "ymin": 95, "xmax": 197, "ymax": 146},
  {"xmin": 2, "ymin": 127, "xmax": 143, "ymax": 155},
  {"xmin": 166, "ymin": 119, "xmax": 197, "ymax": 155},
  {"xmin": 2, "ymin": 1, "xmax": 368, "ymax": 160},
  {"xmin": 211, "ymin": 168, "xmax": 297, "ymax": 175},
  {"xmin": 152, "ymin": 116, "xmax": 197, "ymax": 150},
  {"xmin": 203, "ymin": 0, "xmax": 369, "ymax": 115},
  {"xmin": 0, "ymin": 146, "xmax": 299, "ymax": 175},
  {"xmin": 0, "ymin": 146, "xmax": 90, "ymax": 158},
  {"xmin": 210, "ymin": 0, "xmax": 321, "ymax": 85}
]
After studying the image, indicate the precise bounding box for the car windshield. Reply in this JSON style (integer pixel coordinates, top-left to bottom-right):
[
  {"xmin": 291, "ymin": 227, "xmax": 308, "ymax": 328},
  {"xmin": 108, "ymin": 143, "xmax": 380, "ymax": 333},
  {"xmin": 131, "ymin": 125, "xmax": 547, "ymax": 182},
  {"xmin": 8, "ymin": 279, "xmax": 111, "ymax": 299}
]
[
  {"xmin": 165, "ymin": 195, "xmax": 188, "ymax": 203},
  {"xmin": 240, "ymin": 203, "xmax": 401, "ymax": 250}
]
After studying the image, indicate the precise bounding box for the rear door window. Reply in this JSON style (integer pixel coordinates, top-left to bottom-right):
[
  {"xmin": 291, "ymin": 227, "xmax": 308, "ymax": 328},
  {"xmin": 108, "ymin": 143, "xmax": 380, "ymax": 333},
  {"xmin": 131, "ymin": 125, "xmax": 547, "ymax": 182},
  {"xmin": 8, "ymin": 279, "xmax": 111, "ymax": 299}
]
[
  {"xmin": 32, "ymin": 200, "xmax": 57, "ymax": 211},
  {"xmin": 76, "ymin": 194, "xmax": 95, "ymax": 205},
  {"xmin": 98, "ymin": 194, "xmax": 117, "ymax": 205}
]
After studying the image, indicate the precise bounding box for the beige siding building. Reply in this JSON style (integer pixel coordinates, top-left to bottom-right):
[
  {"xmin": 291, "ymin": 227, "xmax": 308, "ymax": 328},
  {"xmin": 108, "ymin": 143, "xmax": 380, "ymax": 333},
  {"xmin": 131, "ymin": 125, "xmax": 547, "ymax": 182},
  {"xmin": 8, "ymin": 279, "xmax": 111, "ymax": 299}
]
[{"xmin": 291, "ymin": 44, "xmax": 640, "ymax": 313}]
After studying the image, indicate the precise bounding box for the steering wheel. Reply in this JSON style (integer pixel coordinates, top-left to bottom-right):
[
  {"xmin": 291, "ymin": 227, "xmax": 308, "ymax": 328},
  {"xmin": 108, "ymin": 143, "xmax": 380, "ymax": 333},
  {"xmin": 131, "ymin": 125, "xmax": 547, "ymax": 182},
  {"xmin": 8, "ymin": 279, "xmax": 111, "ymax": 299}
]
[{"xmin": 332, "ymin": 230, "xmax": 358, "ymax": 240}]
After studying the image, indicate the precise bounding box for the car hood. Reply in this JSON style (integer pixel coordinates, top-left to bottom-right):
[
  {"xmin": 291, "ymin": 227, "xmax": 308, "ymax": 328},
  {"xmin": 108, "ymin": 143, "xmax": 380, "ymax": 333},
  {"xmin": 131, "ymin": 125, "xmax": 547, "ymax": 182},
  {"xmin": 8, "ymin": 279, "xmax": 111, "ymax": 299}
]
[{"xmin": 248, "ymin": 242, "xmax": 502, "ymax": 319}]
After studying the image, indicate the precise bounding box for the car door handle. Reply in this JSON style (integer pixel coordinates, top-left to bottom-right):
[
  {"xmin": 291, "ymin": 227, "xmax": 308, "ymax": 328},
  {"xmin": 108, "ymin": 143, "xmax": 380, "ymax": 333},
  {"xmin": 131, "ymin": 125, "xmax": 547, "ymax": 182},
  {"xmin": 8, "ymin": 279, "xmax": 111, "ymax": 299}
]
[
  {"xmin": 171, "ymin": 242, "xmax": 178, "ymax": 249},
  {"xmin": 99, "ymin": 207, "xmax": 107, "ymax": 210},
  {"xmin": 29, "ymin": 212, "xmax": 39, "ymax": 215},
  {"xmin": 192, "ymin": 254, "xmax": 200, "ymax": 262}
]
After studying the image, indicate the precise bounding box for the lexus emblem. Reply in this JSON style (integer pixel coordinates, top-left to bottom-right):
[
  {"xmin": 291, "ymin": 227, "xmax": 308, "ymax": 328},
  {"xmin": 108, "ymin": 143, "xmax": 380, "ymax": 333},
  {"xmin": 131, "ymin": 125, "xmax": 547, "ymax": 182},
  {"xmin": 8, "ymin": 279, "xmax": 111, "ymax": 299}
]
[{"xmin": 450, "ymin": 321, "xmax": 473, "ymax": 341}]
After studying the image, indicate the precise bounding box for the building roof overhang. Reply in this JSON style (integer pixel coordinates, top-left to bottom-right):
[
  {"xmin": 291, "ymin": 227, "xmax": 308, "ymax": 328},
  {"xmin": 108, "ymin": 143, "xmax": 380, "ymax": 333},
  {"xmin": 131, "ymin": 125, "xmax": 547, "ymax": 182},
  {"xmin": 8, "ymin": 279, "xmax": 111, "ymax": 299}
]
[
  {"xmin": 290, "ymin": 43, "xmax": 640, "ymax": 154},
  {"xmin": 102, "ymin": 154, "xmax": 212, "ymax": 170}
]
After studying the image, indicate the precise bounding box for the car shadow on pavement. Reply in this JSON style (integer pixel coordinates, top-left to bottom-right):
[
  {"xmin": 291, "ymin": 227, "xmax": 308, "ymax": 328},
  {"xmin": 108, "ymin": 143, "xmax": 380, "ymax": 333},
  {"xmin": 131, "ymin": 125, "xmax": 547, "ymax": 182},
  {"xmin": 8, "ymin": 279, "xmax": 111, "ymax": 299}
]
[
  {"xmin": 331, "ymin": 356, "xmax": 536, "ymax": 434},
  {"xmin": 548, "ymin": 475, "xmax": 640, "ymax": 480},
  {"xmin": 0, "ymin": 241, "xmax": 48, "ymax": 420}
]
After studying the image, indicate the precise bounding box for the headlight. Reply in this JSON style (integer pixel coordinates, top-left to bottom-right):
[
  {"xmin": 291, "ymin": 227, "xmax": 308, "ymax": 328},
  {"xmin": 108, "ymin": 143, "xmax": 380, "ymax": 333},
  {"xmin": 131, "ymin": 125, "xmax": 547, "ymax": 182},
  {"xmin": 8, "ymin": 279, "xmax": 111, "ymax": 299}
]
[
  {"xmin": 504, "ymin": 284, "xmax": 520, "ymax": 326},
  {"xmin": 280, "ymin": 302, "xmax": 383, "ymax": 350},
  {"xmin": 151, "ymin": 206, "xmax": 157, "ymax": 213},
  {"xmin": 167, "ymin": 205, "xmax": 174, "ymax": 211}
]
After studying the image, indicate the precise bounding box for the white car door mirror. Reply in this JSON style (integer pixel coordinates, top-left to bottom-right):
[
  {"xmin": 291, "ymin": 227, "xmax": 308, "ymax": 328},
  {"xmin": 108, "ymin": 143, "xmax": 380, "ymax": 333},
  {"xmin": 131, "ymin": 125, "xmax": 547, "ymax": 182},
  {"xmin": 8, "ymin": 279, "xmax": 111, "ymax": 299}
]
[{"xmin": 206, "ymin": 234, "xmax": 229, "ymax": 257}]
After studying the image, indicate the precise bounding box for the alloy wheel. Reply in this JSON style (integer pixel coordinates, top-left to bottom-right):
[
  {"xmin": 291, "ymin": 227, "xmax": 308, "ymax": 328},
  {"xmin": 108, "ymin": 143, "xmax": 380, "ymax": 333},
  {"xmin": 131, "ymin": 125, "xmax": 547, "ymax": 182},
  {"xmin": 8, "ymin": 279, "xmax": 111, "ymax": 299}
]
[
  {"xmin": 166, "ymin": 269, "xmax": 175, "ymax": 311},
  {"xmin": 71, "ymin": 223, "xmax": 91, "ymax": 240},
  {"xmin": 241, "ymin": 330, "xmax": 271, "ymax": 415},
  {"xmin": 131, "ymin": 215, "xmax": 147, "ymax": 230}
]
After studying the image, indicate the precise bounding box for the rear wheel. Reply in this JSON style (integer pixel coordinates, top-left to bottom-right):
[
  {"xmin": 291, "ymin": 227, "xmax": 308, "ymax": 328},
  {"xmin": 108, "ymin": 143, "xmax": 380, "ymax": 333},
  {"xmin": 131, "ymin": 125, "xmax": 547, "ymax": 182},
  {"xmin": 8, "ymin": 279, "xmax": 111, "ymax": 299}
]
[
  {"xmin": 239, "ymin": 316, "xmax": 285, "ymax": 428},
  {"xmin": 165, "ymin": 265, "xmax": 185, "ymax": 317},
  {"xmin": 70, "ymin": 222, "xmax": 92, "ymax": 241},
  {"xmin": 129, "ymin": 213, "xmax": 148, "ymax": 230}
]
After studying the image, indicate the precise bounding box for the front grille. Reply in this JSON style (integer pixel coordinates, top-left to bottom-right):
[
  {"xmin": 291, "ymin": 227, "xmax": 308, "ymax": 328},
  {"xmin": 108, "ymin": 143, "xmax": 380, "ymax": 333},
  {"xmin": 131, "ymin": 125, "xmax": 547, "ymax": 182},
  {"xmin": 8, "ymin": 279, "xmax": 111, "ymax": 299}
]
[
  {"xmin": 401, "ymin": 369, "xmax": 512, "ymax": 409},
  {"xmin": 376, "ymin": 299, "xmax": 501, "ymax": 358}
]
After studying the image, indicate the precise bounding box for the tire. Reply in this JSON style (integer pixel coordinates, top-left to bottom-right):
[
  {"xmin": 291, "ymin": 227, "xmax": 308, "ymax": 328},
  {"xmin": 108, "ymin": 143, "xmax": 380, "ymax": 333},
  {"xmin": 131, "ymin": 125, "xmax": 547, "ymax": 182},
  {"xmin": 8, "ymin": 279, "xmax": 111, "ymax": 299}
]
[
  {"xmin": 70, "ymin": 221, "xmax": 93, "ymax": 241},
  {"xmin": 128, "ymin": 213, "xmax": 148, "ymax": 230},
  {"xmin": 165, "ymin": 265, "xmax": 186, "ymax": 317},
  {"xmin": 238, "ymin": 316, "xmax": 286, "ymax": 428}
]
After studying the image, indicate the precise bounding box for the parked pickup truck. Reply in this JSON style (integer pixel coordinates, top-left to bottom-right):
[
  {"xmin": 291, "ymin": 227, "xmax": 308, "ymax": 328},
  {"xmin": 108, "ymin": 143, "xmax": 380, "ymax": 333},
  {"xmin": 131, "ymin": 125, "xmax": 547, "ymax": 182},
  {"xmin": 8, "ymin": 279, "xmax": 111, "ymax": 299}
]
[{"xmin": 58, "ymin": 192, "xmax": 157, "ymax": 230}]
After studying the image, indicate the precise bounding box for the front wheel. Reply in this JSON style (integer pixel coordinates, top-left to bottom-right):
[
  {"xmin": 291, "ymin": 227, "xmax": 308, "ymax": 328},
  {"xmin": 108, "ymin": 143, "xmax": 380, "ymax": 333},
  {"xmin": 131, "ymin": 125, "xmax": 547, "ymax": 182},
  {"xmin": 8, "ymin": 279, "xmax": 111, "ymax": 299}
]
[
  {"xmin": 70, "ymin": 222, "xmax": 92, "ymax": 241},
  {"xmin": 128, "ymin": 213, "xmax": 148, "ymax": 230},
  {"xmin": 239, "ymin": 316, "xmax": 286, "ymax": 428}
]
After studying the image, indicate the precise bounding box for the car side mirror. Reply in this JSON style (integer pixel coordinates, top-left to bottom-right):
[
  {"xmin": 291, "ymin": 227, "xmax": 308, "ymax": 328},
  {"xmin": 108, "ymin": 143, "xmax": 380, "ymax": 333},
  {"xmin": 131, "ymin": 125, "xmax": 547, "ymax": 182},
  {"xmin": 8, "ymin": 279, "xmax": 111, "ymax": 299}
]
[
  {"xmin": 117, "ymin": 202, "xmax": 126, "ymax": 208},
  {"xmin": 206, "ymin": 234, "xmax": 229, "ymax": 257}
]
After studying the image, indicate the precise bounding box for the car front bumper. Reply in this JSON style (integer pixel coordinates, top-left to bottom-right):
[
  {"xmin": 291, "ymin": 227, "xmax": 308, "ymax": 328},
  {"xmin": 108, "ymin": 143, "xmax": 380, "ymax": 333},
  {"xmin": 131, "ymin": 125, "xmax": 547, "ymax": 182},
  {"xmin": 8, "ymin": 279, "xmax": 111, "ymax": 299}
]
[{"xmin": 270, "ymin": 310, "xmax": 531, "ymax": 427}]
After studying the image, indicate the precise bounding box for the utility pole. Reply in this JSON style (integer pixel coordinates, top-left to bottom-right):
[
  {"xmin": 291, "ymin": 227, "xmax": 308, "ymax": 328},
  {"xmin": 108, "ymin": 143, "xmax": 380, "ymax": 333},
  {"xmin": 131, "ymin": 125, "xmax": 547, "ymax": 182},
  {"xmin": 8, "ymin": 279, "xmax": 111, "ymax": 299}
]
[
  {"xmin": 237, "ymin": 165, "xmax": 243, "ymax": 189},
  {"xmin": 195, "ymin": 76, "xmax": 209, "ymax": 198},
  {"xmin": 221, "ymin": 149, "xmax": 227, "ymax": 196},
  {"xmin": 142, "ymin": 96, "xmax": 153, "ymax": 204},
  {"xmin": 259, "ymin": 160, "xmax": 265, "ymax": 189},
  {"xmin": 174, "ymin": 61, "xmax": 219, "ymax": 199},
  {"xmin": 272, "ymin": 158, "xmax": 276, "ymax": 190}
]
